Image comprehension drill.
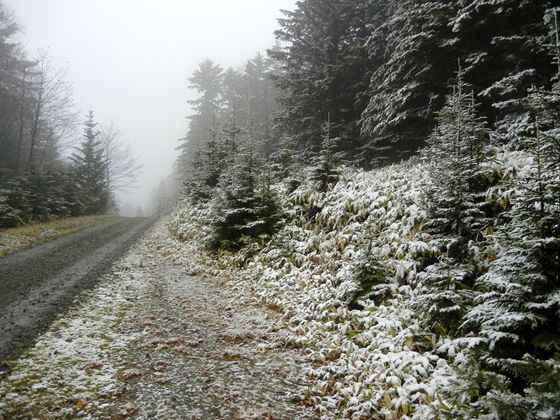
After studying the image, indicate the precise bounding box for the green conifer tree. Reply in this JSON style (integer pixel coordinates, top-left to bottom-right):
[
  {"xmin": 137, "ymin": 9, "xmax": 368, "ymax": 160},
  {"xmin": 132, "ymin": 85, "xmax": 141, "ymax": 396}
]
[
  {"xmin": 70, "ymin": 110, "xmax": 108, "ymax": 214},
  {"xmin": 310, "ymin": 113, "xmax": 344, "ymax": 192},
  {"xmin": 209, "ymin": 123, "xmax": 281, "ymax": 251},
  {"xmin": 417, "ymin": 67, "xmax": 489, "ymax": 333},
  {"xmin": 461, "ymin": 68, "xmax": 560, "ymax": 418}
]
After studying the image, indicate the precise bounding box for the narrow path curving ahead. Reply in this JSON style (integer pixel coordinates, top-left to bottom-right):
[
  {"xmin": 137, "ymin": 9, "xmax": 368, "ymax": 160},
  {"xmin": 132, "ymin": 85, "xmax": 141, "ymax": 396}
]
[{"xmin": 0, "ymin": 217, "xmax": 154, "ymax": 363}]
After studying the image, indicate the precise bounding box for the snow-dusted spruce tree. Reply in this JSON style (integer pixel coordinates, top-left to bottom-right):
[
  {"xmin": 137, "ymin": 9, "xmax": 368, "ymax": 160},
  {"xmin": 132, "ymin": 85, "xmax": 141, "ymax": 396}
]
[
  {"xmin": 271, "ymin": 0, "xmax": 375, "ymax": 153},
  {"xmin": 461, "ymin": 60, "xmax": 560, "ymax": 418},
  {"xmin": 360, "ymin": 0, "xmax": 457, "ymax": 165},
  {"xmin": 181, "ymin": 120, "xmax": 228, "ymax": 203},
  {"xmin": 452, "ymin": 0, "xmax": 556, "ymax": 146},
  {"xmin": 0, "ymin": 178, "xmax": 30, "ymax": 226},
  {"xmin": 209, "ymin": 125, "xmax": 282, "ymax": 252},
  {"xmin": 181, "ymin": 148, "xmax": 210, "ymax": 203},
  {"xmin": 348, "ymin": 226, "xmax": 393, "ymax": 310},
  {"xmin": 417, "ymin": 67, "xmax": 490, "ymax": 333},
  {"xmin": 310, "ymin": 113, "xmax": 344, "ymax": 193},
  {"xmin": 220, "ymin": 112, "xmax": 243, "ymax": 165},
  {"xmin": 424, "ymin": 68, "xmax": 490, "ymax": 238},
  {"xmin": 269, "ymin": 135, "xmax": 301, "ymax": 192},
  {"xmin": 201, "ymin": 119, "xmax": 226, "ymax": 190}
]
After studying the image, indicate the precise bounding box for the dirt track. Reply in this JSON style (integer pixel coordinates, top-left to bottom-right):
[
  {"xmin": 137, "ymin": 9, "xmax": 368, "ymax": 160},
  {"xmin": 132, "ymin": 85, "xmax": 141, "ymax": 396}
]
[{"xmin": 0, "ymin": 217, "xmax": 154, "ymax": 363}]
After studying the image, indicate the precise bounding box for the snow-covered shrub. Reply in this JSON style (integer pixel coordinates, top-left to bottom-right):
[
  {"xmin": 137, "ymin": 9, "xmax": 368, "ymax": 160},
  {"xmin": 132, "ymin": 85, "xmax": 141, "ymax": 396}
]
[
  {"xmin": 0, "ymin": 184, "xmax": 30, "ymax": 227},
  {"xmin": 0, "ymin": 199, "xmax": 23, "ymax": 227}
]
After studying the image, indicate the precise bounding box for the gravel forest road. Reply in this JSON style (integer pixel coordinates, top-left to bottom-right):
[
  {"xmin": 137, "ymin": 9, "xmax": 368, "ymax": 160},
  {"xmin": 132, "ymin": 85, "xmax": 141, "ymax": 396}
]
[
  {"xmin": 0, "ymin": 217, "xmax": 154, "ymax": 363},
  {"xmin": 0, "ymin": 221, "xmax": 312, "ymax": 418}
]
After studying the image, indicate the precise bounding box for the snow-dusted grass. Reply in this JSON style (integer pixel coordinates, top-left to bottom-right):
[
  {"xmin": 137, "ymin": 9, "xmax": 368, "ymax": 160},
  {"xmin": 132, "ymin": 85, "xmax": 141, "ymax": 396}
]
[
  {"xmin": 0, "ymin": 253, "xmax": 146, "ymax": 417},
  {"xmin": 168, "ymin": 150, "xmax": 535, "ymax": 418}
]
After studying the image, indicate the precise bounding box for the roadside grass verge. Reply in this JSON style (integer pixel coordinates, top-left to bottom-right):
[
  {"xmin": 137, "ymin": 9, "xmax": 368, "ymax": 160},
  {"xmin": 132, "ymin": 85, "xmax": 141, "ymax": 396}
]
[{"xmin": 0, "ymin": 214, "xmax": 116, "ymax": 258}]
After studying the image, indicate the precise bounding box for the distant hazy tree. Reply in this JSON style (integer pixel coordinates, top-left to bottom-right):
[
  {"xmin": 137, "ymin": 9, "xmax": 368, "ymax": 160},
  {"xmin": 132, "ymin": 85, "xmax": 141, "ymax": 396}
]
[
  {"xmin": 148, "ymin": 174, "xmax": 178, "ymax": 216},
  {"xmin": 100, "ymin": 121, "xmax": 142, "ymax": 208},
  {"xmin": 219, "ymin": 68, "xmax": 244, "ymax": 166},
  {"xmin": 177, "ymin": 59, "xmax": 223, "ymax": 188},
  {"xmin": 0, "ymin": 4, "xmax": 28, "ymax": 177},
  {"xmin": 243, "ymin": 53, "xmax": 279, "ymax": 152},
  {"xmin": 185, "ymin": 59, "xmax": 223, "ymax": 150},
  {"xmin": 134, "ymin": 205, "xmax": 144, "ymax": 217}
]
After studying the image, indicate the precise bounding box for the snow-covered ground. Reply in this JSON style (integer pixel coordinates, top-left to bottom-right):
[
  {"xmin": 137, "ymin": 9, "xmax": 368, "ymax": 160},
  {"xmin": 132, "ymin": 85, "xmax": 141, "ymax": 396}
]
[{"xmin": 0, "ymin": 222, "xmax": 313, "ymax": 418}]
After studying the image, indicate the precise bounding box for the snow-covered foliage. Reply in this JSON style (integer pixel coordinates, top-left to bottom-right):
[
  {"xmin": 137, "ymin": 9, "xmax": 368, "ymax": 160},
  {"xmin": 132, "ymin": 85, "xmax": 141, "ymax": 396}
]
[
  {"xmin": 172, "ymin": 161, "xmax": 446, "ymax": 417},
  {"xmin": 456, "ymin": 80, "xmax": 560, "ymax": 418},
  {"xmin": 239, "ymin": 162, "xmax": 471, "ymax": 418},
  {"xmin": 169, "ymin": 142, "xmax": 560, "ymax": 418}
]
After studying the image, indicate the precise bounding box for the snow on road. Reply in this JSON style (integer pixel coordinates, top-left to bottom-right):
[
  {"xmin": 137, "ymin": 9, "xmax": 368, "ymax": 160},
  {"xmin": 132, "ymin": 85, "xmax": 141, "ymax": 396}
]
[{"xmin": 0, "ymin": 221, "xmax": 312, "ymax": 419}]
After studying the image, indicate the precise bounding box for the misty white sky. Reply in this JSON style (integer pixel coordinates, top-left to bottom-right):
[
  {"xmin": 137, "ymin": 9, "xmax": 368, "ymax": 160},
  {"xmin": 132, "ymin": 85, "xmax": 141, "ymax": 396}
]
[{"xmin": 4, "ymin": 0, "xmax": 296, "ymax": 211}]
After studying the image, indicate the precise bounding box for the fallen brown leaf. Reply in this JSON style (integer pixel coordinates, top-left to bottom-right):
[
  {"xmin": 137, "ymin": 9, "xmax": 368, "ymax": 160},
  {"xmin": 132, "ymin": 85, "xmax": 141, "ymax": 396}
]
[{"xmin": 120, "ymin": 369, "xmax": 143, "ymax": 381}]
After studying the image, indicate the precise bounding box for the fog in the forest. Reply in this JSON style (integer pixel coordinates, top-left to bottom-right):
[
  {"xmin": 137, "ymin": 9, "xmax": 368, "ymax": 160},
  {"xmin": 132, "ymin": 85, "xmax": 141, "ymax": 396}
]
[{"xmin": 3, "ymin": 0, "xmax": 296, "ymax": 213}]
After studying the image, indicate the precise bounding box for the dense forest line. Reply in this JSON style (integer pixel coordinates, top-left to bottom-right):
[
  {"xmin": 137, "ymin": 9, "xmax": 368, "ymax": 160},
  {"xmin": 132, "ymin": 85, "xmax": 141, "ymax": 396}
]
[
  {"xmin": 177, "ymin": 0, "xmax": 558, "ymax": 175},
  {"xmin": 0, "ymin": 3, "xmax": 140, "ymax": 227},
  {"xmin": 172, "ymin": 0, "xmax": 560, "ymax": 417},
  {"xmin": 176, "ymin": 0, "xmax": 559, "ymax": 248}
]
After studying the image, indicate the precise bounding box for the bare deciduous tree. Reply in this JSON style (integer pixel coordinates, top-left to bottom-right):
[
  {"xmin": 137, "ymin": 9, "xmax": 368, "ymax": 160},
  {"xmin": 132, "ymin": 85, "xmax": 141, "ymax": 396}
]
[
  {"xmin": 26, "ymin": 50, "xmax": 77, "ymax": 173},
  {"xmin": 100, "ymin": 121, "xmax": 142, "ymax": 204}
]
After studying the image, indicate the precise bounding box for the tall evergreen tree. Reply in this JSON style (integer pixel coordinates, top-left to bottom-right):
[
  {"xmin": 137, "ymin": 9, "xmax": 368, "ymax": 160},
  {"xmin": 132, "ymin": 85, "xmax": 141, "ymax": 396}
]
[
  {"xmin": 360, "ymin": 1, "xmax": 556, "ymax": 165},
  {"xmin": 360, "ymin": 0, "xmax": 457, "ymax": 165},
  {"xmin": 462, "ymin": 68, "xmax": 560, "ymax": 417},
  {"xmin": 269, "ymin": 134, "xmax": 301, "ymax": 190},
  {"xmin": 177, "ymin": 59, "xmax": 223, "ymax": 183},
  {"xmin": 270, "ymin": 0, "xmax": 378, "ymax": 154},
  {"xmin": 451, "ymin": 0, "xmax": 557, "ymax": 146},
  {"xmin": 417, "ymin": 68, "xmax": 489, "ymax": 333},
  {"xmin": 186, "ymin": 59, "xmax": 223, "ymax": 147},
  {"xmin": 71, "ymin": 110, "xmax": 108, "ymax": 214},
  {"xmin": 310, "ymin": 113, "xmax": 344, "ymax": 192},
  {"xmin": 0, "ymin": 3, "xmax": 28, "ymax": 178},
  {"xmin": 424, "ymin": 68, "xmax": 490, "ymax": 238},
  {"xmin": 210, "ymin": 120, "xmax": 281, "ymax": 251}
]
